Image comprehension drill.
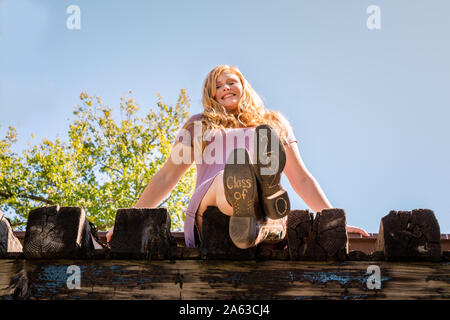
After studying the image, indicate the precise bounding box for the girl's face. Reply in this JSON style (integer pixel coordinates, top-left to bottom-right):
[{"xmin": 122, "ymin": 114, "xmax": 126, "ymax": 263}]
[{"xmin": 214, "ymin": 71, "xmax": 243, "ymax": 112}]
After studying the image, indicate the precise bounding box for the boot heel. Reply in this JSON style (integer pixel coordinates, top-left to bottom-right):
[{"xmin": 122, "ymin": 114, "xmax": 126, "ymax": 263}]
[
  {"xmin": 229, "ymin": 216, "xmax": 258, "ymax": 249},
  {"xmin": 264, "ymin": 190, "xmax": 290, "ymax": 219}
]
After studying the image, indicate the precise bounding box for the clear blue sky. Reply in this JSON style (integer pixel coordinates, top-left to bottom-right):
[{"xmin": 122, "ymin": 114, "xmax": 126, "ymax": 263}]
[{"xmin": 1, "ymin": 0, "xmax": 449, "ymax": 233}]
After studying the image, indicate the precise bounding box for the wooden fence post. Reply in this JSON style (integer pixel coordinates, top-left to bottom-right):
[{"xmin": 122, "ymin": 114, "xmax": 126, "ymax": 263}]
[
  {"xmin": 109, "ymin": 208, "xmax": 177, "ymax": 259},
  {"xmin": 200, "ymin": 206, "xmax": 257, "ymax": 260},
  {"xmin": 23, "ymin": 205, "xmax": 95, "ymax": 259},
  {"xmin": 375, "ymin": 209, "xmax": 441, "ymax": 261},
  {"xmin": 0, "ymin": 211, "xmax": 23, "ymax": 257},
  {"xmin": 287, "ymin": 209, "xmax": 348, "ymax": 261}
]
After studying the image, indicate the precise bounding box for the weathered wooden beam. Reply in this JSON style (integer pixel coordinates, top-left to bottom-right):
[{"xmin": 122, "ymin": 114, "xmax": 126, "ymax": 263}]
[
  {"xmin": 376, "ymin": 209, "xmax": 442, "ymax": 261},
  {"xmin": 15, "ymin": 230, "xmax": 450, "ymax": 255},
  {"xmin": 5, "ymin": 205, "xmax": 449, "ymax": 262},
  {"xmin": 1, "ymin": 259, "xmax": 449, "ymax": 300},
  {"xmin": 22, "ymin": 206, "xmax": 96, "ymax": 259},
  {"xmin": 109, "ymin": 208, "xmax": 177, "ymax": 259},
  {"xmin": 287, "ymin": 209, "xmax": 348, "ymax": 261},
  {"xmin": 0, "ymin": 211, "xmax": 23, "ymax": 257}
]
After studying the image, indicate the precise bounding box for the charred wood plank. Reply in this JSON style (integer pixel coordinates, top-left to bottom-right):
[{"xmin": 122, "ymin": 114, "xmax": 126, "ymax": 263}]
[
  {"xmin": 109, "ymin": 208, "xmax": 176, "ymax": 260},
  {"xmin": 0, "ymin": 211, "xmax": 23, "ymax": 257},
  {"xmin": 175, "ymin": 247, "xmax": 201, "ymax": 259},
  {"xmin": 375, "ymin": 209, "xmax": 441, "ymax": 261},
  {"xmin": 347, "ymin": 250, "xmax": 369, "ymax": 261},
  {"xmin": 368, "ymin": 251, "xmax": 385, "ymax": 261},
  {"xmin": 1, "ymin": 259, "xmax": 449, "ymax": 300},
  {"xmin": 443, "ymin": 251, "xmax": 450, "ymax": 262},
  {"xmin": 200, "ymin": 206, "xmax": 257, "ymax": 260},
  {"xmin": 286, "ymin": 209, "xmax": 314, "ymax": 260},
  {"xmin": 287, "ymin": 209, "xmax": 348, "ymax": 261},
  {"xmin": 23, "ymin": 206, "xmax": 96, "ymax": 259},
  {"xmin": 256, "ymin": 246, "xmax": 290, "ymax": 260}
]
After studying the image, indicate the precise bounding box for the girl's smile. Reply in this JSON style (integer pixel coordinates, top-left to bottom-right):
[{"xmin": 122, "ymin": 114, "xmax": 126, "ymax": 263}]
[{"xmin": 214, "ymin": 71, "xmax": 243, "ymax": 112}]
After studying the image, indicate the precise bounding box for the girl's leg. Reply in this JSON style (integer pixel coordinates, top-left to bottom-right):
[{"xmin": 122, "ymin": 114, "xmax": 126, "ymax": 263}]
[
  {"xmin": 195, "ymin": 165, "xmax": 286, "ymax": 249},
  {"xmin": 195, "ymin": 171, "xmax": 232, "ymax": 239}
]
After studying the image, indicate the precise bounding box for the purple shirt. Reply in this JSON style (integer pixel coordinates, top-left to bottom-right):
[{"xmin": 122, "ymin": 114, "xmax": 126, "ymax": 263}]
[{"xmin": 175, "ymin": 113, "xmax": 297, "ymax": 247}]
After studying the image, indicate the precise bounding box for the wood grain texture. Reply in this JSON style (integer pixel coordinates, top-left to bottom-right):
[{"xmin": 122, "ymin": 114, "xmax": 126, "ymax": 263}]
[
  {"xmin": 376, "ymin": 209, "xmax": 441, "ymax": 261},
  {"xmin": 1, "ymin": 259, "xmax": 449, "ymax": 300},
  {"xmin": 109, "ymin": 208, "xmax": 177, "ymax": 259},
  {"xmin": 287, "ymin": 209, "xmax": 348, "ymax": 261},
  {"xmin": 22, "ymin": 206, "xmax": 95, "ymax": 259},
  {"xmin": 200, "ymin": 206, "xmax": 257, "ymax": 259},
  {"xmin": 0, "ymin": 211, "xmax": 23, "ymax": 256}
]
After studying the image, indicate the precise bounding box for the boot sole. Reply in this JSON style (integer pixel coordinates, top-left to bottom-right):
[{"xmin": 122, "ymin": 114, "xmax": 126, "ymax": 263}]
[
  {"xmin": 224, "ymin": 148, "xmax": 258, "ymax": 249},
  {"xmin": 254, "ymin": 125, "xmax": 290, "ymax": 219}
]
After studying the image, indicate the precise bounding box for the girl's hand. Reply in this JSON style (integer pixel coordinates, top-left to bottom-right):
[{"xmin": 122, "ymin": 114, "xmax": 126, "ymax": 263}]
[
  {"xmin": 346, "ymin": 225, "xmax": 370, "ymax": 237},
  {"xmin": 106, "ymin": 226, "xmax": 114, "ymax": 242}
]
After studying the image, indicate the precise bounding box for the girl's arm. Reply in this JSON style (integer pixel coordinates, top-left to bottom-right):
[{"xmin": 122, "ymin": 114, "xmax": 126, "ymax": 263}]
[
  {"xmin": 106, "ymin": 141, "xmax": 193, "ymax": 241},
  {"xmin": 283, "ymin": 141, "xmax": 369, "ymax": 237},
  {"xmin": 134, "ymin": 141, "xmax": 194, "ymax": 208}
]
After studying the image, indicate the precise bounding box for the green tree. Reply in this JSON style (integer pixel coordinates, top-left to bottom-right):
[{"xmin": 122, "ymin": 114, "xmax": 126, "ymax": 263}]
[{"xmin": 0, "ymin": 89, "xmax": 196, "ymax": 231}]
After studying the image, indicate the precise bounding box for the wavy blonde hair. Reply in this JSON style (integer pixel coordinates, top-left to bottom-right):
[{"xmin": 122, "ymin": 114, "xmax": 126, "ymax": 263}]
[{"xmin": 199, "ymin": 65, "xmax": 291, "ymax": 142}]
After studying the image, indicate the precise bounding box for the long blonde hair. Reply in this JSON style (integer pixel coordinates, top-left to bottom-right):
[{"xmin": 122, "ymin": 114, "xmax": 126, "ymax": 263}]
[{"xmin": 199, "ymin": 65, "xmax": 291, "ymax": 141}]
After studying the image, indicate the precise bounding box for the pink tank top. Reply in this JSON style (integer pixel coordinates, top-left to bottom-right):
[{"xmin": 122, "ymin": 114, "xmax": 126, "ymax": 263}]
[{"xmin": 175, "ymin": 113, "xmax": 297, "ymax": 247}]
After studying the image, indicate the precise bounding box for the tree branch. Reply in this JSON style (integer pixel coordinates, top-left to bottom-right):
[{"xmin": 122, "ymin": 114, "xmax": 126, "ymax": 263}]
[
  {"xmin": 159, "ymin": 197, "xmax": 170, "ymax": 207},
  {"xmin": 101, "ymin": 164, "xmax": 123, "ymax": 175},
  {"xmin": 20, "ymin": 194, "xmax": 55, "ymax": 205},
  {"xmin": 0, "ymin": 190, "xmax": 55, "ymax": 205}
]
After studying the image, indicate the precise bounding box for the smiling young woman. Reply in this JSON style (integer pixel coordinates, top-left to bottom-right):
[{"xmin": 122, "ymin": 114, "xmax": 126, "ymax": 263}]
[{"xmin": 105, "ymin": 64, "xmax": 369, "ymax": 248}]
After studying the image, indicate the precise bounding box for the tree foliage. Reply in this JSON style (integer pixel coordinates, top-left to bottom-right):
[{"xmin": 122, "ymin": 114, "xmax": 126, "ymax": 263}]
[{"xmin": 0, "ymin": 89, "xmax": 196, "ymax": 231}]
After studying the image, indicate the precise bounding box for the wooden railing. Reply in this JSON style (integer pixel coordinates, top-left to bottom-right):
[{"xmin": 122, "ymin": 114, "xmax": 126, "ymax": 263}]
[
  {"xmin": 1, "ymin": 206, "xmax": 450, "ymax": 300},
  {"xmin": 10, "ymin": 230, "xmax": 450, "ymax": 254}
]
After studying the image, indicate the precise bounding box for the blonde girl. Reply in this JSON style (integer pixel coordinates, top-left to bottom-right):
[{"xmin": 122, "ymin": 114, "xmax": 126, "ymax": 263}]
[{"xmin": 106, "ymin": 65, "xmax": 369, "ymax": 248}]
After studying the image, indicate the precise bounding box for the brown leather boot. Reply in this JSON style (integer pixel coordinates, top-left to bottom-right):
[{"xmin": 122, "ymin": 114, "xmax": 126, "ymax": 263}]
[
  {"xmin": 224, "ymin": 148, "xmax": 264, "ymax": 249},
  {"xmin": 230, "ymin": 215, "xmax": 287, "ymax": 249},
  {"xmin": 255, "ymin": 216, "xmax": 287, "ymax": 245},
  {"xmin": 253, "ymin": 124, "xmax": 290, "ymax": 219}
]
